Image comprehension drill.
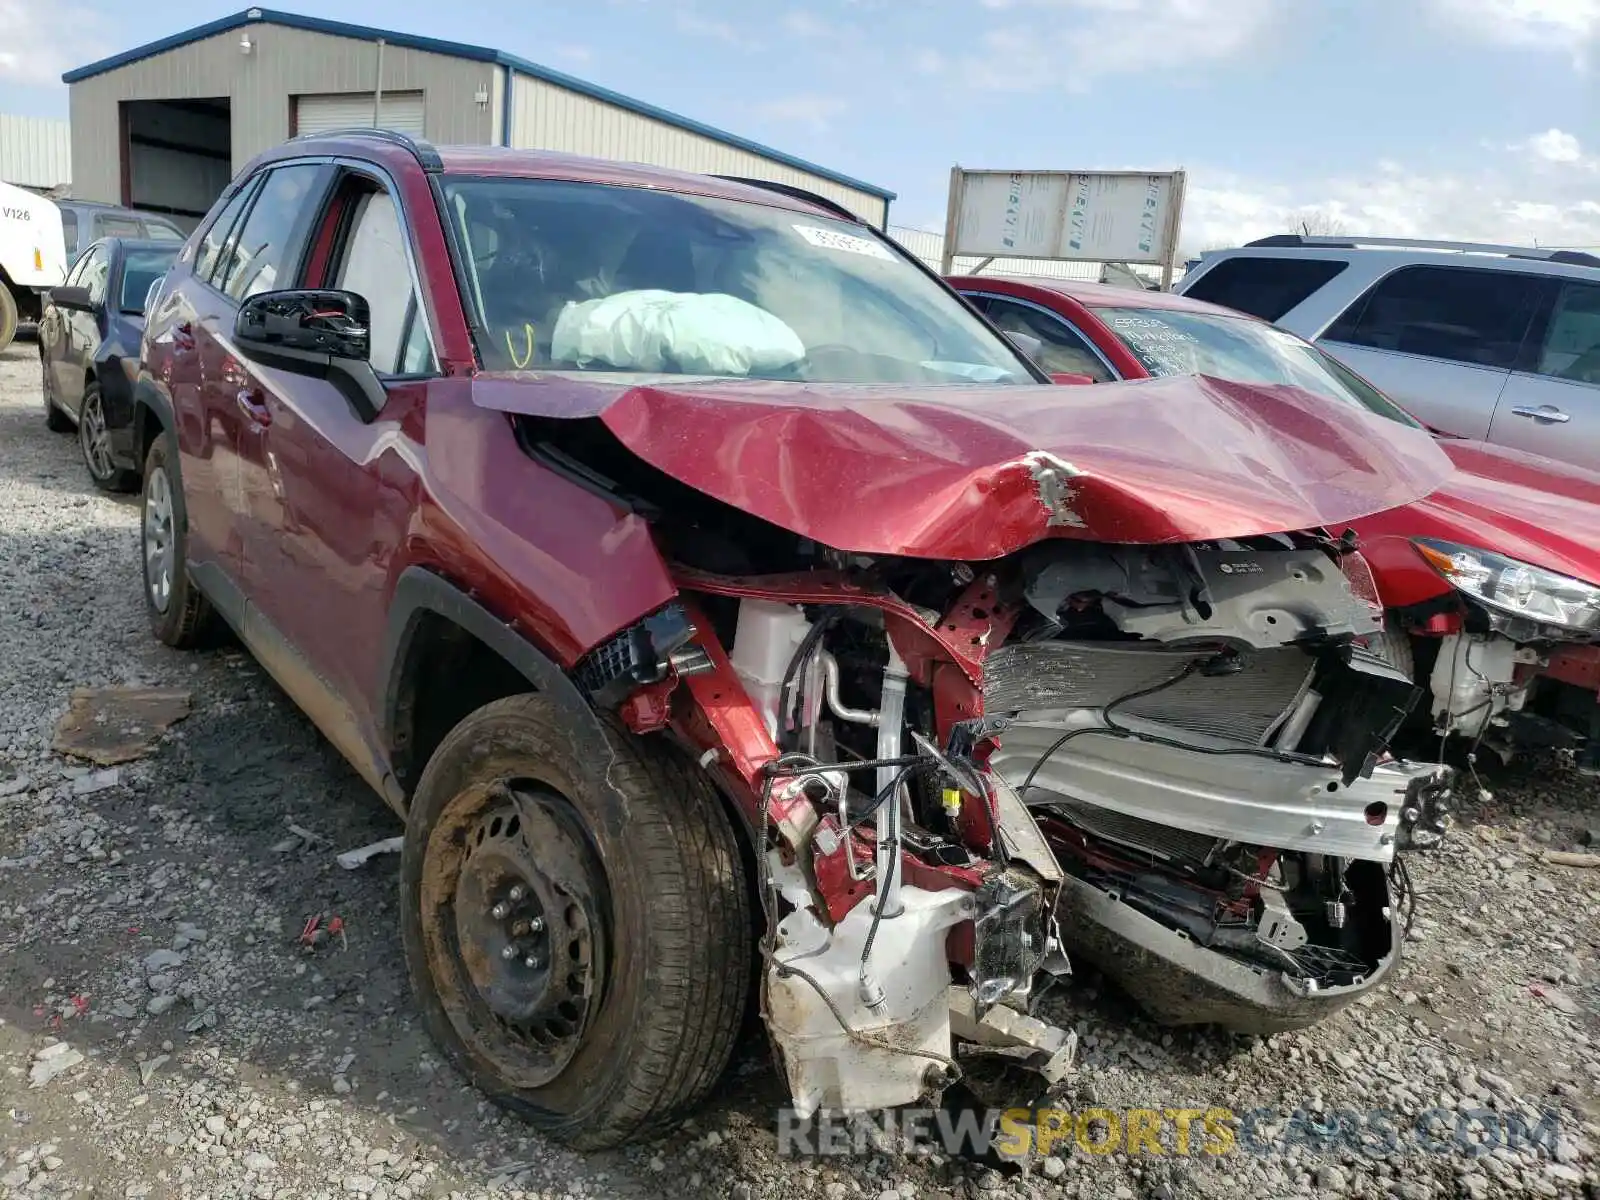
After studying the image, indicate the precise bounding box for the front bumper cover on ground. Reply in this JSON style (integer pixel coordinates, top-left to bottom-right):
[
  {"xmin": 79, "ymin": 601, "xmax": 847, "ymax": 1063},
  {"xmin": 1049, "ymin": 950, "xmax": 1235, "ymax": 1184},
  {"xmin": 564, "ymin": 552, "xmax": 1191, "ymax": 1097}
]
[{"xmin": 1051, "ymin": 870, "xmax": 1403, "ymax": 1034}]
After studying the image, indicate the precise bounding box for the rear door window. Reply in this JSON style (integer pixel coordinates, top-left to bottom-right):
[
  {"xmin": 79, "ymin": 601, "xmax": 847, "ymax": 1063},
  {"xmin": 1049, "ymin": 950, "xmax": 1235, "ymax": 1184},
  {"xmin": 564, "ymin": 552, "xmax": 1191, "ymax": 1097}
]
[
  {"xmin": 60, "ymin": 210, "xmax": 78, "ymax": 257},
  {"xmin": 1181, "ymin": 256, "xmax": 1349, "ymax": 321},
  {"xmin": 1532, "ymin": 280, "xmax": 1600, "ymax": 384},
  {"xmin": 1323, "ymin": 265, "xmax": 1539, "ymax": 370},
  {"xmin": 217, "ymin": 164, "xmax": 323, "ymax": 301}
]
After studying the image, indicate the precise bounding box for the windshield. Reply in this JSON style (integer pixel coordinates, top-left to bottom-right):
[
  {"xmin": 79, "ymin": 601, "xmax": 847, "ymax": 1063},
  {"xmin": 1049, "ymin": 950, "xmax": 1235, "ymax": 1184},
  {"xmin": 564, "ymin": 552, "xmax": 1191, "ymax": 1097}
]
[
  {"xmin": 1092, "ymin": 306, "xmax": 1423, "ymax": 428},
  {"xmin": 121, "ymin": 247, "xmax": 178, "ymax": 312},
  {"xmin": 441, "ymin": 176, "xmax": 1038, "ymax": 385}
]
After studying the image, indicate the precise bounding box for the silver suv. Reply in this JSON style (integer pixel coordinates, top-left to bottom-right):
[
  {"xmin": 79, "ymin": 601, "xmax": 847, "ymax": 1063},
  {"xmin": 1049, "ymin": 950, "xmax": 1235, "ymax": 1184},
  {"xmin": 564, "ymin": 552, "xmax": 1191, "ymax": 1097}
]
[{"xmin": 1175, "ymin": 236, "xmax": 1600, "ymax": 473}]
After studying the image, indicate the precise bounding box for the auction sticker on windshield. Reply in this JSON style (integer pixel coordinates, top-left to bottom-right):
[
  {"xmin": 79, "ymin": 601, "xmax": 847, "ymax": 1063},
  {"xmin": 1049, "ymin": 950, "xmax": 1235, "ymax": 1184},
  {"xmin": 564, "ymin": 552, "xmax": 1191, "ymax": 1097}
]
[{"xmin": 792, "ymin": 224, "xmax": 896, "ymax": 260}]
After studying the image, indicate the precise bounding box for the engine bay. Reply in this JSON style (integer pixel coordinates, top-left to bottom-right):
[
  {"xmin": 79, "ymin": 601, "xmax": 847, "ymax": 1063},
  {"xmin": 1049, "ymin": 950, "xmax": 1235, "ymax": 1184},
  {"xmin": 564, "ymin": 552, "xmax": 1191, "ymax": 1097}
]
[{"xmin": 530, "ymin": 413, "xmax": 1455, "ymax": 1113}]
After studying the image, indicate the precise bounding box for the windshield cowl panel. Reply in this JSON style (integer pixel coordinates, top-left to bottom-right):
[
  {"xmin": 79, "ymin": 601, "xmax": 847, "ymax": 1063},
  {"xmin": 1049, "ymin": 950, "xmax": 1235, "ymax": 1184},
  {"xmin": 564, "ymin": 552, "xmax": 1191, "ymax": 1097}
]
[{"xmin": 472, "ymin": 371, "xmax": 1454, "ymax": 559}]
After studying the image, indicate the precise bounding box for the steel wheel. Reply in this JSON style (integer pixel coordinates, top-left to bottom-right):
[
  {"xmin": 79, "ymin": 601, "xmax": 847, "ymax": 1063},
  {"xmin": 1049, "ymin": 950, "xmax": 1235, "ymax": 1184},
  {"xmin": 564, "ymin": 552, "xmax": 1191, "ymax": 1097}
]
[
  {"xmin": 420, "ymin": 782, "xmax": 607, "ymax": 1089},
  {"xmin": 79, "ymin": 388, "xmax": 115, "ymax": 481},
  {"xmin": 143, "ymin": 464, "xmax": 176, "ymax": 615}
]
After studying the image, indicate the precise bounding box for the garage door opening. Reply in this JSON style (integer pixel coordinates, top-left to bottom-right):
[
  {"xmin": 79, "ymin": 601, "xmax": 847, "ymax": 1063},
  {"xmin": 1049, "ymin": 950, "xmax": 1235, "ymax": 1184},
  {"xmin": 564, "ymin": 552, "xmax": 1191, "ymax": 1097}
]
[
  {"xmin": 292, "ymin": 91, "xmax": 426, "ymax": 138},
  {"xmin": 120, "ymin": 98, "xmax": 232, "ymax": 233}
]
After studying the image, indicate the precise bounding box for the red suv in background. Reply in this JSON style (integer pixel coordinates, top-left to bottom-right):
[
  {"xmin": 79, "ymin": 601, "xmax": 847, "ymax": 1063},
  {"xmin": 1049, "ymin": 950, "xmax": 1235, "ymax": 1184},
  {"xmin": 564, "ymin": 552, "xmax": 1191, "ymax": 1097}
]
[
  {"xmin": 948, "ymin": 275, "xmax": 1600, "ymax": 774},
  {"xmin": 129, "ymin": 130, "xmax": 1460, "ymax": 1148}
]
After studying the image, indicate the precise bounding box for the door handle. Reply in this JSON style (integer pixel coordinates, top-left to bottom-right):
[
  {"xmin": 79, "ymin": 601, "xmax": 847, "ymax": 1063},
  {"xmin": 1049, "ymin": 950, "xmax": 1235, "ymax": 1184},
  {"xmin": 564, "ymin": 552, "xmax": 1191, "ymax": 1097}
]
[
  {"xmin": 1510, "ymin": 404, "xmax": 1570, "ymax": 424},
  {"xmin": 237, "ymin": 388, "xmax": 272, "ymax": 427}
]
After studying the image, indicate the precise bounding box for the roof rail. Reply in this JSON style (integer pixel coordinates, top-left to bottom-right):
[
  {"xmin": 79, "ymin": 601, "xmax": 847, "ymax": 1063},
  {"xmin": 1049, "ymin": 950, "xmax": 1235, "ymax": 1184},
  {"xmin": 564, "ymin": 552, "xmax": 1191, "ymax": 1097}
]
[
  {"xmin": 711, "ymin": 175, "xmax": 867, "ymax": 226},
  {"xmin": 290, "ymin": 127, "xmax": 444, "ymax": 172},
  {"xmin": 1244, "ymin": 233, "xmax": 1600, "ymax": 269}
]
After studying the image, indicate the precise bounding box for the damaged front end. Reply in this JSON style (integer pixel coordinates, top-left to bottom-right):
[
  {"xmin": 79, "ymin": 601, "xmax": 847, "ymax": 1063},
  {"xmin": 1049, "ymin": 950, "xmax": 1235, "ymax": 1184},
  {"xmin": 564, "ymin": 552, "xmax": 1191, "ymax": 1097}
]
[
  {"xmin": 495, "ymin": 373, "xmax": 1457, "ymax": 1118},
  {"xmin": 572, "ymin": 541, "xmax": 1451, "ymax": 1114}
]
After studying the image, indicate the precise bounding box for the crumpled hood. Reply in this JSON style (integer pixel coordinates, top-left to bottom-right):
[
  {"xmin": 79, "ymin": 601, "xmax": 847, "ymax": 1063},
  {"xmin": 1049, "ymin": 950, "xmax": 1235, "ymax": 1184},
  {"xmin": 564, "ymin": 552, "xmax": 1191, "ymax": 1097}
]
[
  {"xmin": 473, "ymin": 371, "xmax": 1453, "ymax": 560},
  {"xmin": 1418, "ymin": 440, "xmax": 1600, "ymax": 583}
]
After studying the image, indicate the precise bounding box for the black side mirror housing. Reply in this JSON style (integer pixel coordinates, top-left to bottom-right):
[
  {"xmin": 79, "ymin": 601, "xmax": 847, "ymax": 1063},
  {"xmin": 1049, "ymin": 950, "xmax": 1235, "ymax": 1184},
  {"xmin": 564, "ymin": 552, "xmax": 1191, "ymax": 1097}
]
[
  {"xmin": 233, "ymin": 289, "xmax": 384, "ymax": 423},
  {"xmin": 49, "ymin": 286, "xmax": 95, "ymax": 313}
]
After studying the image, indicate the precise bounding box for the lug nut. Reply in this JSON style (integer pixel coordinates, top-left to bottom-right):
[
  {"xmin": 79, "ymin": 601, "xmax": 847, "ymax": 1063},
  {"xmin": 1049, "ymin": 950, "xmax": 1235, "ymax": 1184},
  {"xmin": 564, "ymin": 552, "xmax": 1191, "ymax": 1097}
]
[
  {"xmin": 524, "ymin": 954, "xmax": 542, "ymax": 969},
  {"xmin": 491, "ymin": 902, "xmax": 510, "ymax": 920},
  {"xmin": 501, "ymin": 944, "xmax": 519, "ymax": 960},
  {"xmin": 528, "ymin": 916, "xmax": 545, "ymax": 934},
  {"xmin": 508, "ymin": 885, "xmax": 526, "ymax": 902}
]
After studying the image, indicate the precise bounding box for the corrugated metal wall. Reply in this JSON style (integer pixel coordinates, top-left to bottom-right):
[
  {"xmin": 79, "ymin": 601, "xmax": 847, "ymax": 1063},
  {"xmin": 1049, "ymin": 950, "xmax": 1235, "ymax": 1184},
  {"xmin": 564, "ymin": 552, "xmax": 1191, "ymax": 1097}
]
[
  {"xmin": 67, "ymin": 25, "xmax": 499, "ymax": 204},
  {"xmin": 508, "ymin": 73, "xmax": 888, "ymax": 229},
  {"xmin": 0, "ymin": 115, "xmax": 72, "ymax": 189}
]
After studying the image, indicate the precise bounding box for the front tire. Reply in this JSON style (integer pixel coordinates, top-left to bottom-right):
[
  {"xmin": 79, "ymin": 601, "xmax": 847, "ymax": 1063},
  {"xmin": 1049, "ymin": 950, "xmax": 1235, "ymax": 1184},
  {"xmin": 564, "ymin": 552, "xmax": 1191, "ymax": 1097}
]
[
  {"xmin": 400, "ymin": 695, "xmax": 752, "ymax": 1150},
  {"xmin": 140, "ymin": 433, "xmax": 218, "ymax": 648},
  {"xmin": 80, "ymin": 383, "xmax": 138, "ymax": 492}
]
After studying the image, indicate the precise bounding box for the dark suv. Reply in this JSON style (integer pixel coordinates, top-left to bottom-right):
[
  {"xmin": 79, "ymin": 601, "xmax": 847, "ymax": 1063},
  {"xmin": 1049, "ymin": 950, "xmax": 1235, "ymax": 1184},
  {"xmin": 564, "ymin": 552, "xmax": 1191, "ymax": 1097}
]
[{"xmin": 132, "ymin": 130, "xmax": 1454, "ymax": 1150}]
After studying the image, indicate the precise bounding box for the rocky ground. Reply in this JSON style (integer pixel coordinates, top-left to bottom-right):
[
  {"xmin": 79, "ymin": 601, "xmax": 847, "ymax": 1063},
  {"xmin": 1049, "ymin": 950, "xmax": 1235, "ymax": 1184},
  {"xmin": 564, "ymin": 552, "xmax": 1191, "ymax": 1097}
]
[{"xmin": 1, "ymin": 338, "xmax": 1598, "ymax": 1200}]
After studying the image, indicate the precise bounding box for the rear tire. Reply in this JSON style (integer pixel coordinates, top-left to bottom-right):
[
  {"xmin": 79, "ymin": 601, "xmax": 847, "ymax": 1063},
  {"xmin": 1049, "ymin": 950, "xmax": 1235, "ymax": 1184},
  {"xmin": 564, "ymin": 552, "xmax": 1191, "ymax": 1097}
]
[
  {"xmin": 140, "ymin": 433, "xmax": 218, "ymax": 648},
  {"xmin": 0, "ymin": 287, "xmax": 17, "ymax": 353},
  {"xmin": 400, "ymin": 695, "xmax": 751, "ymax": 1150}
]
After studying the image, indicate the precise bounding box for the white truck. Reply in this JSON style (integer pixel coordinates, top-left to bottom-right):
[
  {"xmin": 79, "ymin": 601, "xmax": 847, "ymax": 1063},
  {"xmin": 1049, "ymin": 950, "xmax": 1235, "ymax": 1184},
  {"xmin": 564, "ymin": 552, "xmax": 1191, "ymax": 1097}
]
[{"xmin": 1, "ymin": 180, "xmax": 68, "ymax": 352}]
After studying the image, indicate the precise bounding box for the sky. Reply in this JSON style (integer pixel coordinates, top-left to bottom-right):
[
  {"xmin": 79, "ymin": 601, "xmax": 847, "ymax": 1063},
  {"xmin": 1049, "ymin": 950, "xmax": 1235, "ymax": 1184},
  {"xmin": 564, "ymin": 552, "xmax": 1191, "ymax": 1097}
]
[{"xmin": 3, "ymin": 0, "xmax": 1599, "ymax": 254}]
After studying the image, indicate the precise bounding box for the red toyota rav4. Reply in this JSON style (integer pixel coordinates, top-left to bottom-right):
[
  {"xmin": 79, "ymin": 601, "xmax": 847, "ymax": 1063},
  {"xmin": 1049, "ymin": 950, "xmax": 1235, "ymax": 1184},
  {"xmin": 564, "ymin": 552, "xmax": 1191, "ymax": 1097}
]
[{"xmin": 133, "ymin": 130, "xmax": 1457, "ymax": 1148}]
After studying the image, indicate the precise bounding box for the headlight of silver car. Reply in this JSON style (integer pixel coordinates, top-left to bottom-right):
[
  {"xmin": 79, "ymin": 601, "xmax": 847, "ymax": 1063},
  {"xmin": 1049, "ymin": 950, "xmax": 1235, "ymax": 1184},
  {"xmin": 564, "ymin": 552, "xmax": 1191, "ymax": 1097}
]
[{"xmin": 1412, "ymin": 538, "xmax": 1600, "ymax": 635}]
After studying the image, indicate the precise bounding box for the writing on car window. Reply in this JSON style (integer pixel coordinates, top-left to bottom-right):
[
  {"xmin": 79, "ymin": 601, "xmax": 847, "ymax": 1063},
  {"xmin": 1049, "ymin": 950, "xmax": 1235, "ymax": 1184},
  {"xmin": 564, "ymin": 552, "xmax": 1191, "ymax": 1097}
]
[{"xmin": 1091, "ymin": 306, "xmax": 1422, "ymax": 427}]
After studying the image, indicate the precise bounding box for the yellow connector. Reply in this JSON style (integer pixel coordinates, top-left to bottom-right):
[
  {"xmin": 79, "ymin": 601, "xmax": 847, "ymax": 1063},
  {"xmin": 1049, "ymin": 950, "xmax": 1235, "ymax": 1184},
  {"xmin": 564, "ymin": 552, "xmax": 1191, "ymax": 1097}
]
[{"xmin": 942, "ymin": 787, "xmax": 962, "ymax": 817}]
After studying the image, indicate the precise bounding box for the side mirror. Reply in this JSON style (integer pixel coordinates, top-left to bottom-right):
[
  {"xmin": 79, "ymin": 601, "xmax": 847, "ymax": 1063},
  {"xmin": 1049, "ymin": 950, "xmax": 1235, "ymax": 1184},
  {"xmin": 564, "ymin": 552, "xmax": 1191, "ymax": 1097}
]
[
  {"xmin": 49, "ymin": 286, "xmax": 94, "ymax": 312},
  {"xmin": 233, "ymin": 289, "xmax": 384, "ymax": 423},
  {"xmin": 1050, "ymin": 372, "xmax": 1097, "ymax": 386},
  {"xmin": 1005, "ymin": 330, "xmax": 1044, "ymax": 360}
]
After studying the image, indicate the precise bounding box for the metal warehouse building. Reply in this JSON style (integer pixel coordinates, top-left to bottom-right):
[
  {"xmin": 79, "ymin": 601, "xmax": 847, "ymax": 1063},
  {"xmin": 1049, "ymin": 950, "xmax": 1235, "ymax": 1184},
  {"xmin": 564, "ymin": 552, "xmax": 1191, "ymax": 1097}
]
[{"xmin": 62, "ymin": 6, "xmax": 894, "ymax": 231}]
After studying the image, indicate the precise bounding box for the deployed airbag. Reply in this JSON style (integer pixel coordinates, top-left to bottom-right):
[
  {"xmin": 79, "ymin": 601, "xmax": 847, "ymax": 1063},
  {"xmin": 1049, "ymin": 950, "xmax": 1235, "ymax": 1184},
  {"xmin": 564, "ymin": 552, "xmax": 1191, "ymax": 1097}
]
[{"xmin": 551, "ymin": 289, "xmax": 806, "ymax": 376}]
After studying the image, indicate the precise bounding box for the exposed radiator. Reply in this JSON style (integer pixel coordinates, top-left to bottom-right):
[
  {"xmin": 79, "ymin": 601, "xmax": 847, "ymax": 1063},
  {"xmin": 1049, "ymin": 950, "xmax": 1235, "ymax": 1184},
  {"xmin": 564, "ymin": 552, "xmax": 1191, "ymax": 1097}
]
[
  {"xmin": 1042, "ymin": 797, "xmax": 1222, "ymax": 864},
  {"xmin": 982, "ymin": 640, "xmax": 1312, "ymax": 745}
]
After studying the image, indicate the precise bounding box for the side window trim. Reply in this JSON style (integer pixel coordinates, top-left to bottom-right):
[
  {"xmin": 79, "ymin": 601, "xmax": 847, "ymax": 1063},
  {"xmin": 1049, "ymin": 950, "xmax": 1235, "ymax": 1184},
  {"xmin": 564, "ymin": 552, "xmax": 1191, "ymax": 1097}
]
[
  {"xmin": 324, "ymin": 158, "xmax": 441, "ymax": 378},
  {"xmin": 963, "ymin": 290, "xmax": 1122, "ymax": 379}
]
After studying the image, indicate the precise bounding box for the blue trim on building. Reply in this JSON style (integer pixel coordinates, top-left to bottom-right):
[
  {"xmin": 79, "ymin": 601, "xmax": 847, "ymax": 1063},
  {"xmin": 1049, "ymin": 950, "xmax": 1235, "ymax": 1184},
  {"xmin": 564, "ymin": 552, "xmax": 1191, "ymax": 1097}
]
[{"xmin": 61, "ymin": 7, "xmax": 896, "ymax": 203}]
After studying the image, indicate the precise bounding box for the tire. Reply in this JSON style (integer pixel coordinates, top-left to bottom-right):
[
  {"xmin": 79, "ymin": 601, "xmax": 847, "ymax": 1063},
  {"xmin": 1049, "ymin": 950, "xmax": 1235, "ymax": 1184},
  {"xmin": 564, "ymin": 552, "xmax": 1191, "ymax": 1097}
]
[
  {"xmin": 40, "ymin": 352, "xmax": 71, "ymax": 432},
  {"xmin": 79, "ymin": 382, "xmax": 138, "ymax": 493},
  {"xmin": 0, "ymin": 286, "xmax": 17, "ymax": 353},
  {"xmin": 401, "ymin": 695, "xmax": 752, "ymax": 1150},
  {"xmin": 140, "ymin": 432, "xmax": 218, "ymax": 648}
]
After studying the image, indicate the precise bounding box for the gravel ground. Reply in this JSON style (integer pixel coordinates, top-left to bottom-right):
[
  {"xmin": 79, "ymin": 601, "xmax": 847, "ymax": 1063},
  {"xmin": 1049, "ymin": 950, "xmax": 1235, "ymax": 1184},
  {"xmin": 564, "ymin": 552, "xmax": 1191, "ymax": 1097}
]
[{"xmin": 1, "ymin": 337, "xmax": 1598, "ymax": 1200}]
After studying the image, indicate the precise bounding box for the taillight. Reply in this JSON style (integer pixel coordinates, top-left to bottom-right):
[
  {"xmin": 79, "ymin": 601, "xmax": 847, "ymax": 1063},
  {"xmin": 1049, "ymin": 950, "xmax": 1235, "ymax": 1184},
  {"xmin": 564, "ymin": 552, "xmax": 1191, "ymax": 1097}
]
[{"xmin": 33, "ymin": 248, "xmax": 42, "ymax": 271}]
